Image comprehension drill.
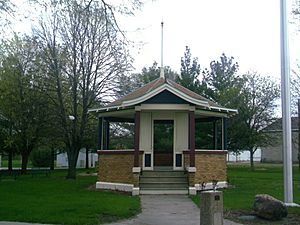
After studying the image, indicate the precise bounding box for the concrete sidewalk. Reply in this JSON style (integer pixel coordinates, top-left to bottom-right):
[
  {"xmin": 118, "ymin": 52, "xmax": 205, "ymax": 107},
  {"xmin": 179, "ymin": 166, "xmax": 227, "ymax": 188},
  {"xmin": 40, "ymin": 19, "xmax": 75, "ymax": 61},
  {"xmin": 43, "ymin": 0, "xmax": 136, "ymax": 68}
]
[
  {"xmin": 0, "ymin": 195, "xmax": 242, "ymax": 225},
  {"xmin": 108, "ymin": 195, "xmax": 242, "ymax": 225}
]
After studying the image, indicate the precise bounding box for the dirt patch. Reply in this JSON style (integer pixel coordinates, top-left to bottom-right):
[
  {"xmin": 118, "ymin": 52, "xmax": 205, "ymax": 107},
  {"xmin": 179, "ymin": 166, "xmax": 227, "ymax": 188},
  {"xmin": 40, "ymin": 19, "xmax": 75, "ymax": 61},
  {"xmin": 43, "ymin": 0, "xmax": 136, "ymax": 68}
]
[{"xmin": 225, "ymin": 210, "xmax": 300, "ymax": 225}]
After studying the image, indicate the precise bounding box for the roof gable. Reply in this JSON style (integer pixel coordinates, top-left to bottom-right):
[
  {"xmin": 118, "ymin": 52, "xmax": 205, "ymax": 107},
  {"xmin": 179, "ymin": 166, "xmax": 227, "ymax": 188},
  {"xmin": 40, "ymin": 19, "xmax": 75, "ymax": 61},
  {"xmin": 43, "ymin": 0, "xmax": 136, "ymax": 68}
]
[{"xmin": 143, "ymin": 90, "xmax": 189, "ymax": 104}]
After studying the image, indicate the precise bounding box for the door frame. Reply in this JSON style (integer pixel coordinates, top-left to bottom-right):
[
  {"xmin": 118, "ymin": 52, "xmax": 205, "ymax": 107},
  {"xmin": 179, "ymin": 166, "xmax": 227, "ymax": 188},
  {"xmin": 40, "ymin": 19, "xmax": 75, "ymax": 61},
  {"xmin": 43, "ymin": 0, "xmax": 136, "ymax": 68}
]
[{"xmin": 151, "ymin": 112, "xmax": 175, "ymax": 169}]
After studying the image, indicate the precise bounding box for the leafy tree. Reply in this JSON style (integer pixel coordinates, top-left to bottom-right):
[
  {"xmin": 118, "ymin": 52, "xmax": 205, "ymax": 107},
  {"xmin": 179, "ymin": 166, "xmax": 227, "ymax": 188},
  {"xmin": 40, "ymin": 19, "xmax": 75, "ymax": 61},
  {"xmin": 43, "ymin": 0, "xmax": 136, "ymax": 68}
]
[
  {"xmin": 0, "ymin": 35, "xmax": 50, "ymax": 172},
  {"xmin": 202, "ymin": 53, "xmax": 241, "ymax": 106},
  {"xmin": 117, "ymin": 61, "xmax": 178, "ymax": 97},
  {"xmin": 233, "ymin": 72, "xmax": 280, "ymax": 168},
  {"xmin": 177, "ymin": 46, "xmax": 201, "ymax": 93},
  {"xmin": 34, "ymin": 0, "xmax": 137, "ymax": 179}
]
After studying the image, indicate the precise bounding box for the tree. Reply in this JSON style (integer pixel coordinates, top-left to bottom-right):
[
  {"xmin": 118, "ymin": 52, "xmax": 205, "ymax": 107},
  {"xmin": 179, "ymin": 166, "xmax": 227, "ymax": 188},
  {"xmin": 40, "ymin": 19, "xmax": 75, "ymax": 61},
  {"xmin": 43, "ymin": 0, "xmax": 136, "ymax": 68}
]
[
  {"xmin": 202, "ymin": 53, "xmax": 241, "ymax": 106},
  {"xmin": 176, "ymin": 46, "xmax": 201, "ymax": 93},
  {"xmin": 234, "ymin": 72, "xmax": 280, "ymax": 168},
  {"xmin": 0, "ymin": 0, "xmax": 15, "ymax": 30},
  {"xmin": 0, "ymin": 35, "xmax": 50, "ymax": 172},
  {"xmin": 117, "ymin": 61, "xmax": 178, "ymax": 97},
  {"xmin": 34, "ymin": 0, "xmax": 137, "ymax": 179}
]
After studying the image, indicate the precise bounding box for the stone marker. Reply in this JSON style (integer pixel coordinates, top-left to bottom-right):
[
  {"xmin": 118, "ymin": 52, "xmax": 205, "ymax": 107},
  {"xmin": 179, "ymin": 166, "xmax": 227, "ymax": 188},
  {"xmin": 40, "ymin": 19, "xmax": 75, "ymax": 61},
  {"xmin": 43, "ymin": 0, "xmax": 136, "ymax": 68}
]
[
  {"xmin": 253, "ymin": 194, "xmax": 288, "ymax": 220},
  {"xmin": 200, "ymin": 190, "xmax": 223, "ymax": 225}
]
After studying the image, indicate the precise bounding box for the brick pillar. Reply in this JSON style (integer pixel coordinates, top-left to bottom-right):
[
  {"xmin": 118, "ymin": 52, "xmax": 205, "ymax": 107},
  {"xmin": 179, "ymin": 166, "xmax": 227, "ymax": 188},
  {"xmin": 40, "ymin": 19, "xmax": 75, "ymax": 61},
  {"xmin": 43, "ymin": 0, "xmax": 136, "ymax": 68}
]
[
  {"xmin": 189, "ymin": 111, "xmax": 195, "ymax": 167},
  {"xmin": 134, "ymin": 111, "xmax": 141, "ymax": 167}
]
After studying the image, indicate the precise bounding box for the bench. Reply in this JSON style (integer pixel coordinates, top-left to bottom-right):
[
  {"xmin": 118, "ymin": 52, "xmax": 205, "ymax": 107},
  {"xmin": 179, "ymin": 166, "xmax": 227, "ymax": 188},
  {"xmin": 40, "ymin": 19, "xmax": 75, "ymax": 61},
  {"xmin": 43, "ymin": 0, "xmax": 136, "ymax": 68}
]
[
  {"xmin": 30, "ymin": 168, "xmax": 51, "ymax": 177},
  {"xmin": 0, "ymin": 170, "xmax": 21, "ymax": 180}
]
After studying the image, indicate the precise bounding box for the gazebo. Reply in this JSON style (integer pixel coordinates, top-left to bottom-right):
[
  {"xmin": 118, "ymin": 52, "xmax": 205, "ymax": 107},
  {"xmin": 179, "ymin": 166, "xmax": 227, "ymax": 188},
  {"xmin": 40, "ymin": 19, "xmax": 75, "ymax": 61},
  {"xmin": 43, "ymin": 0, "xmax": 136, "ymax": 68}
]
[{"xmin": 89, "ymin": 77, "xmax": 237, "ymax": 195}]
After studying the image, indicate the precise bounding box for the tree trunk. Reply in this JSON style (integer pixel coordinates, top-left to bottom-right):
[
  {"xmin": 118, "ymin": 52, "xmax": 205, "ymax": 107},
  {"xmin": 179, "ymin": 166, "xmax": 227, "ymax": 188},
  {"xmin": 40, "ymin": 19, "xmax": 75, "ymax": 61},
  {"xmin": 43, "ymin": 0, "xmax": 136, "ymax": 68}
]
[
  {"xmin": 8, "ymin": 149, "xmax": 13, "ymax": 171},
  {"xmin": 50, "ymin": 147, "xmax": 55, "ymax": 170},
  {"xmin": 85, "ymin": 147, "xmax": 89, "ymax": 169},
  {"xmin": 250, "ymin": 150, "xmax": 254, "ymax": 171},
  {"xmin": 21, "ymin": 153, "xmax": 29, "ymax": 174},
  {"xmin": 66, "ymin": 146, "xmax": 79, "ymax": 179}
]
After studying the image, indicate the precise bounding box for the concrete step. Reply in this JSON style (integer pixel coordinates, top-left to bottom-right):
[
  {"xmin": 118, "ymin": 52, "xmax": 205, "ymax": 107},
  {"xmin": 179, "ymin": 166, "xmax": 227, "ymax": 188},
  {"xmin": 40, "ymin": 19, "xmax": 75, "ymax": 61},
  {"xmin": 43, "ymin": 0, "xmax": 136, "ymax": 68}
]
[
  {"xmin": 140, "ymin": 176, "xmax": 187, "ymax": 183},
  {"xmin": 140, "ymin": 169, "xmax": 189, "ymax": 194},
  {"xmin": 141, "ymin": 171, "xmax": 186, "ymax": 177},
  {"xmin": 140, "ymin": 189, "xmax": 189, "ymax": 195},
  {"xmin": 140, "ymin": 182, "xmax": 188, "ymax": 189}
]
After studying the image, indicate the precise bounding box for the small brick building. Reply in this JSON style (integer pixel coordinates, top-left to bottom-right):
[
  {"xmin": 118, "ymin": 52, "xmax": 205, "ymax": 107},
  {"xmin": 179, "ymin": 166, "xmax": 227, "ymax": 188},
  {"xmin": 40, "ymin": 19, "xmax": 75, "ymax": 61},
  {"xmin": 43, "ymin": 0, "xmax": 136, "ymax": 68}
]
[{"xmin": 89, "ymin": 77, "xmax": 237, "ymax": 195}]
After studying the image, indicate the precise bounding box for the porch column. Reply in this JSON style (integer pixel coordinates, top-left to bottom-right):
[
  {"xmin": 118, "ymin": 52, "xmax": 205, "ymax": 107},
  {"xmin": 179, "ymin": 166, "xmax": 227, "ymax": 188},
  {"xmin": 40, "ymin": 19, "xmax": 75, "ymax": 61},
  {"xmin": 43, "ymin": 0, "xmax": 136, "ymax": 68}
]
[
  {"xmin": 189, "ymin": 111, "xmax": 195, "ymax": 167},
  {"xmin": 221, "ymin": 118, "xmax": 228, "ymax": 150},
  {"xmin": 98, "ymin": 117, "xmax": 103, "ymax": 150},
  {"xmin": 134, "ymin": 111, "xmax": 141, "ymax": 167},
  {"xmin": 213, "ymin": 120, "xmax": 218, "ymax": 150},
  {"xmin": 103, "ymin": 119, "xmax": 110, "ymax": 150}
]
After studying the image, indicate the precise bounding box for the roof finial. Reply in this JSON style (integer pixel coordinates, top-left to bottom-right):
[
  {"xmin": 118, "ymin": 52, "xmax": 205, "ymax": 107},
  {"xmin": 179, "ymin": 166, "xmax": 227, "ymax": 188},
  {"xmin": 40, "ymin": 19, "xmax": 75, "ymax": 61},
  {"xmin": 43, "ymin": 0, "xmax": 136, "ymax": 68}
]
[{"xmin": 160, "ymin": 21, "xmax": 165, "ymax": 79}]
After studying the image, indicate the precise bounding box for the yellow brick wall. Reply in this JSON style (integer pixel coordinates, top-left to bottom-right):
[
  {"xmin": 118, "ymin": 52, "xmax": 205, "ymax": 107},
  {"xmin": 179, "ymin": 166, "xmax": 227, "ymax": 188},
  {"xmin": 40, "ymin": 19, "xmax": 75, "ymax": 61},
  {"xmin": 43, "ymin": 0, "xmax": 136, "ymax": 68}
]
[
  {"xmin": 194, "ymin": 153, "xmax": 227, "ymax": 184},
  {"xmin": 98, "ymin": 153, "xmax": 142, "ymax": 185},
  {"xmin": 184, "ymin": 152, "xmax": 227, "ymax": 185}
]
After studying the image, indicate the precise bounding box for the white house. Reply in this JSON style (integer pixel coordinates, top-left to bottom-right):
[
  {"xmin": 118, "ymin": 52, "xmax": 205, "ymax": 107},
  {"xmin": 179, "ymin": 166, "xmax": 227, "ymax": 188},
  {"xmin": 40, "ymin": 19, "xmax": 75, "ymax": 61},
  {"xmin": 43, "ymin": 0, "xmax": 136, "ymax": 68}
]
[{"xmin": 56, "ymin": 149, "xmax": 98, "ymax": 168}]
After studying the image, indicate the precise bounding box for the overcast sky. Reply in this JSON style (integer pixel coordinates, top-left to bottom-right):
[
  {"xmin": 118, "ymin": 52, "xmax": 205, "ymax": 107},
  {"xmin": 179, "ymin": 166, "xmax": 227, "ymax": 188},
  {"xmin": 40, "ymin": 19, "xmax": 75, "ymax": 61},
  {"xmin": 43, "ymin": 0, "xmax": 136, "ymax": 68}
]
[
  {"xmin": 119, "ymin": 0, "xmax": 299, "ymax": 80},
  {"xmin": 10, "ymin": 0, "xmax": 300, "ymax": 80}
]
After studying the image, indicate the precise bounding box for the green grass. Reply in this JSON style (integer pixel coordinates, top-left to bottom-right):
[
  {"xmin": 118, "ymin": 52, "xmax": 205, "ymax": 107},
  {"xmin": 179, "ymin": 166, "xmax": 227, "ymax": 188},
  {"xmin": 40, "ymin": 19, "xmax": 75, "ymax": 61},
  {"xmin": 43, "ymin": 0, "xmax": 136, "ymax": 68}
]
[
  {"xmin": 0, "ymin": 169, "xmax": 140, "ymax": 224},
  {"xmin": 191, "ymin": 164, "xmax": 300, "ymax": 215}
]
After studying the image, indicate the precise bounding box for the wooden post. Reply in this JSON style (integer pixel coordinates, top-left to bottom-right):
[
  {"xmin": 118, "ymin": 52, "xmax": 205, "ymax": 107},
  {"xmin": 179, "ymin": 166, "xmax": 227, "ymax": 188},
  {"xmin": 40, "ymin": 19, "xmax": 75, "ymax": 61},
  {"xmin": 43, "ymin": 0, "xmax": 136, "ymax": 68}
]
[
  {"xmin": 98, "ymin": 117, "xmax": 103, "ymax": 150},
  {"xmin": 213, "ymin": 120, "xmax": 218, "ymax": 150},
  {"xmin": 222, "ymin": 118, "xmax": 228, "ymax": 150},
  {"xmin": 134, "ymin": 111, "xmax": 141, "ymax": 167},
  {"xmin": 189, "ymin": 111, "xmax": 195, "ymax": 167},
  {"xmin": 105, "ymin": 120, "xmax": 110, "ymax": 150}
]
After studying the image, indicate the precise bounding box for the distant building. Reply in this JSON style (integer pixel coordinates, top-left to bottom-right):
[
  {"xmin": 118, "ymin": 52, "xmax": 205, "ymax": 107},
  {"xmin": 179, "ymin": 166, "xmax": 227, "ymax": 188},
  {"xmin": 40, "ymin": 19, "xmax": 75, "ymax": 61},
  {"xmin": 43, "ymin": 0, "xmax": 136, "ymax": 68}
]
[
  {"xmin": 57, "ymin": 149, "xmax": 98, "ymax": 168},
  {"xmin": 260, "ymin": 117, "xmax": 299, "ymax": 163},
  {"xmin": 227, "ymin": 149, "xmax": 261, "ymax": 162}
]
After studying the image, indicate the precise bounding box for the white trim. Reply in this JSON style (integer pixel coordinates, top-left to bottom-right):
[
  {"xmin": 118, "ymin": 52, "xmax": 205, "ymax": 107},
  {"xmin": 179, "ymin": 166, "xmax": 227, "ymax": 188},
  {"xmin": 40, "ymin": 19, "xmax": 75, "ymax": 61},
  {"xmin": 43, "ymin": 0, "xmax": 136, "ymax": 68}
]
[
  {"xmin": 132, "ymin": 187, "xmax": 140, "ymax": 196},
  {"xmin": 210, "ymin": 106, "xmax": 238, "ymax": 113},
  {"xmin": 143, "ymin": 152, "xmax": 153, "ymax": 171},
  {"xmin": 195, "ymin": 109, "xmax": 228, "ymax": 117},
  {"xmin": 194, "ymin": 181, "xmax": 228, "ymax": 191},
  {"xmin": 132, "ymin": 167, "xmax": 141, "ymax": 173},
  {"xmin": 189, "ymin": 187, "xmax": 197, "ymax": 195},
  {"xmin": 187, "ymin": 167, "xmax": 197, "ymax": 173},
  {"xmin": 96, "ymin": 182, "xmax": 133, "ymax": 192},
  {"xmin": 122, "ymin": 84, "xmax": 210, "ymax": 108}
]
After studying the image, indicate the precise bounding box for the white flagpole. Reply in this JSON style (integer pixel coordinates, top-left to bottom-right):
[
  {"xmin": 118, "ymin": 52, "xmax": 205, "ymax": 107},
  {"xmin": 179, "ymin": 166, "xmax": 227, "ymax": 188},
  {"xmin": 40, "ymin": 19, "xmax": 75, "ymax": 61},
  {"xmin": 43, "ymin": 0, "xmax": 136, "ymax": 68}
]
[
  {"xmin": 280, "ymin": 0, "xmax": 294, "ymax": 205},
  {"xmin": 160, "ymin": 21, "xmax": 165, "ymax": 79}
]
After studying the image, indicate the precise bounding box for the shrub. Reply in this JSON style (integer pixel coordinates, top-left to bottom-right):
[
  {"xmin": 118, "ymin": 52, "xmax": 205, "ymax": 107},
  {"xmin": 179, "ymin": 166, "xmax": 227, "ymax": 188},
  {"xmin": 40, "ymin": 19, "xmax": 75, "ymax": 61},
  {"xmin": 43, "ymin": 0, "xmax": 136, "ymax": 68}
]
[{"xmin": 31, "ymin": 147, "xmax": 52, "ymax": 167}]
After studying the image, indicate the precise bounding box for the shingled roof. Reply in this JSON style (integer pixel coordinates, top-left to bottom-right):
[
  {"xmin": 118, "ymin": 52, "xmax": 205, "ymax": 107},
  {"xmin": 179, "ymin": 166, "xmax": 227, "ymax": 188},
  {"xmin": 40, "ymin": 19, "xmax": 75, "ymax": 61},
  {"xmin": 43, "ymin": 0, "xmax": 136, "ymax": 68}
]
[{"xmin": 89, "ymin": 77, "xmax": 237, "ymax": 114}]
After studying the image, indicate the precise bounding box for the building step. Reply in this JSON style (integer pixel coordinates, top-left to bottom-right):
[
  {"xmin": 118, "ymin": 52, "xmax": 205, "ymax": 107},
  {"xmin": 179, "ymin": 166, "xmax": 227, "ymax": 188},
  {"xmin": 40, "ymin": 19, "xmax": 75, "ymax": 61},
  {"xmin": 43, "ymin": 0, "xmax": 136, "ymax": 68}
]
[
  {"xmin": 140, "ymin": 189, "xmax": 189, "ymax": 195},
  {"xmin": 140, "ymin": 176, "xmax": 187, "ymax": 183},
  {"xmin": 141, "ymin": 170, "xmax": 186, "ymax": 177},
  {"xmin": 140, "ymin": 169, "xmax": 188, "ymax": 194},
  {"xmin": 140, "ymin": 183, "xmax": 188, "ymax": 189}
]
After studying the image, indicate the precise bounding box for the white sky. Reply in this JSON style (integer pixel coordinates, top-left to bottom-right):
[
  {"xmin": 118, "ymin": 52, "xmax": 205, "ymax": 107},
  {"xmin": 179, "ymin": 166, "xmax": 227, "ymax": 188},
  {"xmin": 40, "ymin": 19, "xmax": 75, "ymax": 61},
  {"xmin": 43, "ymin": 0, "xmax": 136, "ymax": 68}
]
[
  {"xmin": 9, "ymin": 0, "xmax": 300, "ymax": 81},
  {"xmin": 119, "ymin": 0, "xmax": 300, "ymax": 80}
]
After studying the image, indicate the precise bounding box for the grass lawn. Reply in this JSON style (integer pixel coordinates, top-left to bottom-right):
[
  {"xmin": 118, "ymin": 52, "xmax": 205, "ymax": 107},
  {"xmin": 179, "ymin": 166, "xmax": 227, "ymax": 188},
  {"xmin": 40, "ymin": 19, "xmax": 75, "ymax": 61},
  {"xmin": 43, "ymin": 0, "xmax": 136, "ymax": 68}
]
[
  {"xmin": 0, "ymin": 169, "xmax": 140, "ymax": 225},
  {"xmin": 191, "ymin": 163, "xmax": 300, "ymax": 223}
]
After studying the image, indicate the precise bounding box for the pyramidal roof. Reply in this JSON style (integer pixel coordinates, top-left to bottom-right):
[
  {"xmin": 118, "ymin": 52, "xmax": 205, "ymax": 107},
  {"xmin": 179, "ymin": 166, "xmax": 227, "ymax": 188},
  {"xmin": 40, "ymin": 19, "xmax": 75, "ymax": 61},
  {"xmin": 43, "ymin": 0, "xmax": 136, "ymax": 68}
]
[{"xmin": 89, "ymin": 78, "xmax": 237, "ymax": 114}]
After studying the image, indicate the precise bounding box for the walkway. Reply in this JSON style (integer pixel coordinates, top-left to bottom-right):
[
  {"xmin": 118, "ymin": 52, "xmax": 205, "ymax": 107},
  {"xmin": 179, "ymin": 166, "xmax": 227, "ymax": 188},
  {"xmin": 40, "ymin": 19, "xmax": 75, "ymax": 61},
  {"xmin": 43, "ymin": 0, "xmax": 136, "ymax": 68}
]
[{"xmin": 108, "ymin": 195, "xmax": 242, "ymax": 225}]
